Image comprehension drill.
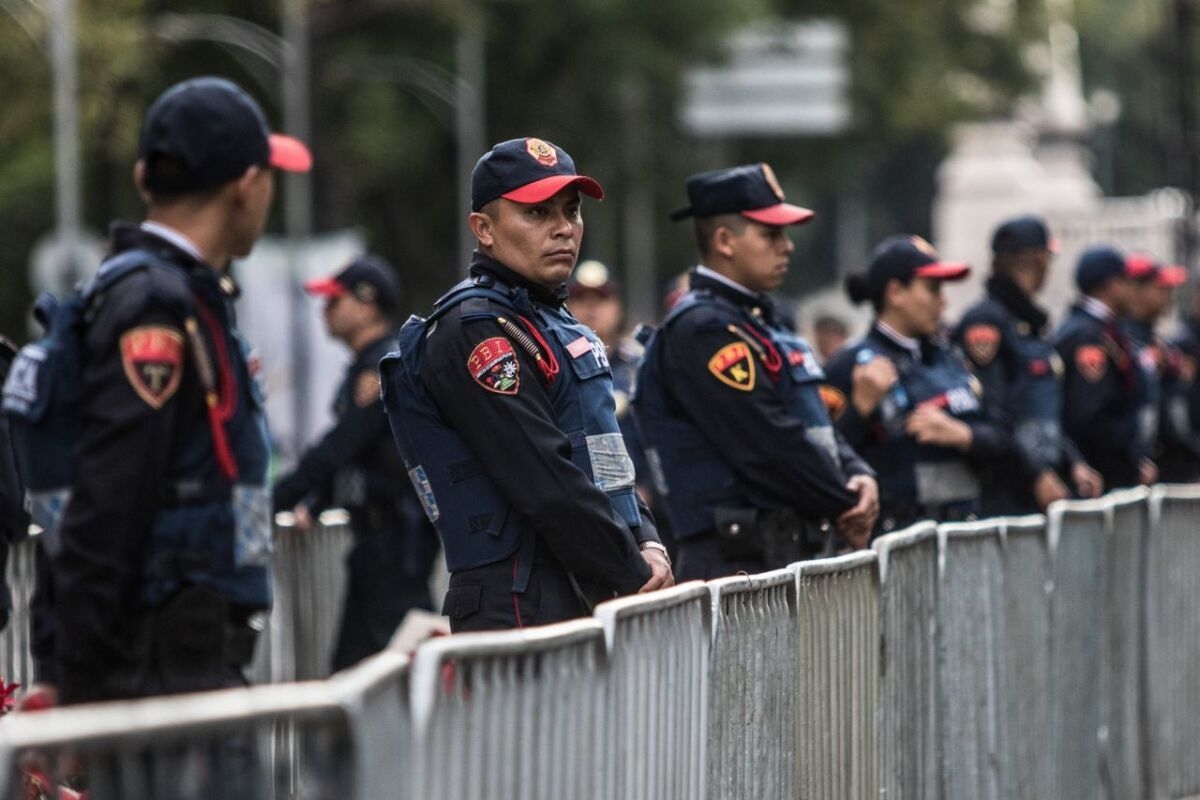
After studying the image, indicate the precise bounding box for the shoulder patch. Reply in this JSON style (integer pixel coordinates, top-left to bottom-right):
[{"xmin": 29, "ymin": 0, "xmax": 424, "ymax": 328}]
[
  {"xmin": 964, "ymin": 324, "xmax": 1001, "ymax": 366},
  {"xmin": 354, "ymin": 370, "xmax": 382, "ymax": 408},
  {"xmin": 708, "ymin": 341, "xmax": 756, "ymax": 391},
  {"xmin": 819, "ymin": 384, "xmax": 847, "ymax": 420},
  {"xmin": 120, "ymin": 325, "xmax": 184, "ymax": 409},
  {"xmin": 1075, "ymin": 344, "xmax": 1108, "ymax": 383},
  {"xmin": 468, "ymin": 337, "xmax": 520, "ymax": 395}
]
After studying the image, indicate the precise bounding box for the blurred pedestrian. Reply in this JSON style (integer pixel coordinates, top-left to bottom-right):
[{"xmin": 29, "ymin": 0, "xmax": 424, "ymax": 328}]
[
  {"xmin": 273, "ymin": 255, "xmax": 440, "ymax": 671},
  {"xmin": 825, "ymin": 235, "xmax": 1009, "ymax": 534},
  {"xmin": 381, "ymin": 137, "xmax": 671, "ymax": 633},
  {"xmin": 951, "ymin": 215, "xmax": 1102, "ymax": 515},
  {"xmin": 812, "ymin": 314, "xmax": 849, "ymax": 365},
  {"xmin": 634, "ymin": 163, "xmax": 878, "ymax": 580}
]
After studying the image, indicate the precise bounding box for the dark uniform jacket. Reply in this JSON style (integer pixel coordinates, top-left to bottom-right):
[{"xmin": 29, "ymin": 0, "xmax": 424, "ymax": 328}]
[
  {"xmin": 1127, "ymin": 319, "xmax": 1200, "ymax": 483},
  {"xmin": 1052, "ymin": 301, "xmax": 1146, "ymax": 490}
]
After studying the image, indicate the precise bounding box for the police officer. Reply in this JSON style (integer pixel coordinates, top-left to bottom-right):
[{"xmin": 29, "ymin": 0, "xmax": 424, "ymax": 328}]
[
  {"xmin": 634, "ymin": 164, "xmax": 879, "ymax": 581},
  {"xmin": 1053, "ymin": 245, "xmax": 1153, "ymax": 491},
  {"xmin": 273, "ymin": 256, "xmax": 439, "ymax": 671},
  {"xmin": 46, "ymin": 77, "xmax": 310, "ymax": 704},
  {"xmin": 952, "ymin": 215, "xmax": 1102, "ymax": 515},
  {"xmin": 1169, "ymin": 289, "xmax": 1200, "ymax": 482},
  {"xmin": 825, "ymin": 236, "xmax": 1010, "ymax": 534},
  {"xmin": 381, "ymin": 137, "xmax": 672, "ymax": 634}
]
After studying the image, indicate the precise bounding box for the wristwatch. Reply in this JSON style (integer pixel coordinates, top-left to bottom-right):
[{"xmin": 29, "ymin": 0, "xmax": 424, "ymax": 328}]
[{"xmin": 638, "ymin": 540, "xmax": 671, "ymax": 567}]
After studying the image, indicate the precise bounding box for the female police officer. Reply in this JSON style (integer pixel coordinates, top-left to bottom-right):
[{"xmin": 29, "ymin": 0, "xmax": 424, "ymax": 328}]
[{"xmin": 824, "ymin": 235, "xmax": 1010, "ymax": 534}]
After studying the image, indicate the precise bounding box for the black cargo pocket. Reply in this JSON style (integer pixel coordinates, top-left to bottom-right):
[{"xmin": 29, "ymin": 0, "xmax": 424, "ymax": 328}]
[{"xmin": 441, "ymin": 585, "xmax": 482, "ymax": 619}]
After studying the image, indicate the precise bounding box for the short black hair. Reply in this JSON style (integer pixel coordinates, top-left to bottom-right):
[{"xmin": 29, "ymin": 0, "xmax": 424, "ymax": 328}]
[{"xmin": 693, "ymin": 213, "xmax": 747, "ymax": 258}]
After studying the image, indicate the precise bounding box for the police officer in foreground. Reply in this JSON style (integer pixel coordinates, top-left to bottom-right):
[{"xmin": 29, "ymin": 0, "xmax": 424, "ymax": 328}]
[
  {"xmin": 634, "ymin": 164, "xmax": 879, "ymax": 581},
  {"xmin": 825, "ymin": 236, "xmax": 1010, "ymax": 534},
  {"xmin": 382, "ymin": 137, "xmax": 672, "ymax": 633},
  {"xmin": 273, "ymin": 256, "xmax": 439, "ymax": 671},
  {"xmin": 44, "ymin": 77, "xmax": 309, "ymax": 704},
  {"xmin": 1053, "ymin": 246, "xmax": 1153, "ymax": 491},
  {"xmin": 952, "ymin": 215, "xmax": 1103, "ymax": 515}
]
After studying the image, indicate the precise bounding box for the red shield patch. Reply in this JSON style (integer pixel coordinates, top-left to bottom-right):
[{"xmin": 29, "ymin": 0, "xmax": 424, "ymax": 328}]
[
  {"xmin": 525, "ymin": 138, "xmax": 558, "ymax": 167},
  {"xmin": 964, "ymin": 324, "xmax": 1001, "ymax": 366},
  {"xmin": 819, "ymin": 384, "xmax": 847, "ymax": 420},
  {"xmin": 708, "ymin": 342, "xmax": 756, "ymax": 391},
  {"xmin": 468, "ymin": 337, "xmax": 520, "ymax": 395},
  {"xmin": 1075, "ymin": 345, "xmax": 1108, "ymax": 383},
  {"xmin": 120, "ymin": 325, "xmax": 184, "ymax": 409}
]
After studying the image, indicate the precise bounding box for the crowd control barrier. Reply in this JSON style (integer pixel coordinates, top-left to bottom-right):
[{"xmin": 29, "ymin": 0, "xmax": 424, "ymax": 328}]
[{"xmin": 0, "ymin": 485, "xmax": 1196, "ymax": 799}]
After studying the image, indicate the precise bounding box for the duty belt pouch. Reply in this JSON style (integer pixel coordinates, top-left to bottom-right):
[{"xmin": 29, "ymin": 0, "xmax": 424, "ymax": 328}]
[
  {"xmin": 759, "ymin": 509, "xmax": 827, "ymax": 567},
  {"xmin": 713, "ymin": 506, "xmax": 764, "ymax": 560}
]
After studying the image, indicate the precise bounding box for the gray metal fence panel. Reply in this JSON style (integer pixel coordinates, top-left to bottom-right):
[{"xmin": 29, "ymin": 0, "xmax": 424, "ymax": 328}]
[
  {"xmin": 705, "ymin": 569, "xmax": 797, "ymax": 800},
  {"xmin": 1145, "ymin": 485, "xmax": 1200, "ymax": 799},
  {"xmin": 1047, "ymin": 499, "xmax": 1109, "ymax": 800},
  {"xmin": 328, "ymin": 648, "xmax": 412, "ymax": 800},
  {"xmin": 873, "ymin": 522, "xmax": 939, "ymax": 800},
  {"xmin": 936, "ymin": 520, "xmax": 1009, "ymax": 800},
  {"xmin": 999, "ymin": 515, "xmax": 1054, "ymax": 800},
  {"xmin": 408, "ymin": 619, "xmax": 609, "ymax": 800},
  {"xmin": 794, "ymin": 552, "xmax": 879, "ymax": 800},
  {"xmin": 0, "ymin": 533, "xmax": 36, "ymax": 691}
]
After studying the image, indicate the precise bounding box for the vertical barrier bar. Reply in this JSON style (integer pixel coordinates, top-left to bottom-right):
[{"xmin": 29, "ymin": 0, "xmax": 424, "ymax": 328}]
[
  {"xmin": 873, "ymin": 522, "xmax": 939, "ymax": 800},
  {"xmin": 936, "ymin": 520, "xmax": 1009, "ymax": 800},
  {"xmin": 793, "ymin": 551, "xmax": 879, "ymax": 800},
  {"xmin": 0, "ymin": 534, "xmax": 36, "ymax": 691},
  {"xmin": 1046, "ymin": 498, "xmax": 1109, "ymax": 800},
  {"xmin": 1145, "ymin": 485, "xmax": 1200, "ymax": 799},
  {"xmin": 705, "ymin": 569, "xmax": 797, "ymax": 800},
  {"xmin": 328, "ymin": 648, "xmax": 413, "ymax": 800},
  {"xmin": 998, "ymin": 515, "xmax": 1054, "ymax": 800},
  {"xmin": 595, "ymin": 582, "xmax": 711, "ymax": 800}
]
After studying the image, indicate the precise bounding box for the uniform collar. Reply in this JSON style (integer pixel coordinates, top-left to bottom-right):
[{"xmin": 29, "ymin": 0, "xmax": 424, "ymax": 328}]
[
  {"xmin": 470, "ymin": 251, "xmax": 568, "ymax": 307},
  {"xmin": 140, "ymin": 220, "xmax": 204, "ymax": 263},
  {"xmin": 1079, "ymin": 295, "xmax": 1115, "ymax": 322},
  {"xmin": 873, "ymin": 320, "xmax": 923, "ymax": 361},
  {"xmin": 689, "ymin": 266, "xmax": 779, "ymax": 322},
  {"xmin": 985, "ymin": 272, "xmax": 1049, "ymax": 336},
  {"xmin": 109, "ymin": 221, "xmax": 241, "ymax": 301}
]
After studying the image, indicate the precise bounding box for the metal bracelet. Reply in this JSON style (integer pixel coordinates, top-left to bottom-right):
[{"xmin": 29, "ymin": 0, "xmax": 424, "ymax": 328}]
[{"xmin": 638, "ymin": 540, "xmax": 671, "ymax": 566}]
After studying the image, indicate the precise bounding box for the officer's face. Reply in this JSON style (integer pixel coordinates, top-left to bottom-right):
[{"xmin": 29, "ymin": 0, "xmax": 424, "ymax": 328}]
[
  {"xmin": 888, "ymin": 276, "xmax": 945, "ymax": 338},
  {"xmin": 322, "ymin": 293, "xmax": 373, "ymax": 345},
  {"xmin": 1131, "ymin": 281, "xmax": 1172, "ymax": 322},
  {"xmin": 471, "ymin": 189, "xmax": 584, "ymax": 288},
  {"xmin": 727, "ymin": 222, "xmax": 795, "ymax": 293}
]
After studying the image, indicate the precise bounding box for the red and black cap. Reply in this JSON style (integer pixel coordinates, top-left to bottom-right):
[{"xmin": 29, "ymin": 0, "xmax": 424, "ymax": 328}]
[
  {"xmin": 139, "ymin": 77, "xmax": 311, "ymax": 195},
  {"xmin": 471, "ymin": 137, "xmax": 603, "ymax": 211},
  {"xmin": 1126, "ymin": 253, "xmax": 1188, "ymax": 287},
  {"xmin": 865, "ymin": 235, "xmax": 970, "ymax": 293},
  {"xmin": 991, "ymin": 215, "xmax": 1059, "ymax": 254},
  {"xmin": 304, "ymin": 255, "xmax": 401, "ymax": 314},
  {"xmin": 669, "ymin": 163, "xmax": 814, "ymax": 226}
]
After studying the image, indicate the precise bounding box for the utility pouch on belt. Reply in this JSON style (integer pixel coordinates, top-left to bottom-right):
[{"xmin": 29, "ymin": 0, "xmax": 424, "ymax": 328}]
[
  {"xmin": 759, "ymin": 509, "xmax": 828, "ymax": 566},
  {"xmin": 713, "ymin": 506, "xmax": 765, "ymax": 560}
]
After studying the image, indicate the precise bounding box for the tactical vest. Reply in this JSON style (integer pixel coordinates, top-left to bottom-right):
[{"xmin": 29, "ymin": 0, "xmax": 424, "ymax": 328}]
[
  {"xmin": 1003, "ymin": 324, "xmax": 1066, "ymax": 471},
  {"xmin": 633, "ymin": 290, "xmax": 839, "ymax": 540},
  {"xmin": 1, "ymin": 248, "xmax": 271, "ymax": 609},
  {"xmin": 380, "ymin": 275, "xmax": 640, "ymax": 591}
]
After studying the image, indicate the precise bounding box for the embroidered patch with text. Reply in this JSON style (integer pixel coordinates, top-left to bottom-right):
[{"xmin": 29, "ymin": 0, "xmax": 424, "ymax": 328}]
[
  {"xmin": 1075, "ymin": 345, "xmax": 1108, "ymax": 383},
  {"xmin": 708, "ymin": 342, "xmax": 756, "ymax": 391},
  {"xmin": 120, "ymin": 326, "xmax": 185, "ymax": 409},
  {"xmin": 964, "ymin": 324, "xmax": 1001, "ymax": 366},
  {"xmin": 468, "ymin": 337, "xmax": 520, "ymax": 395}
]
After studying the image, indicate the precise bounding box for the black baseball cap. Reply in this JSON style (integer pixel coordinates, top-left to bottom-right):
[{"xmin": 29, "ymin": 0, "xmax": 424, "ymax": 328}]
[
  {"xmin": 991, "ymin": 215, "xmax": 1059, "ymax": 254},
  {"xmin": 1075, "ymin": 245, "xmax": 1131, "ymax": 293},
  {"xmin": 304, "ymin": 255, "xmax": 401, "ymax": 313},
  {"xmin": 865, "ymin": 235, "xmax": 970, "ymax": 293},
  {"xmin": 139, "ymin": 76, "xmax": 312, "ymax": 195},
  {"xmin": 669, "ymin": 163, "xmax": 814, "ymax": 226},
  {"xmin": 568, "ymin": 260, "xmax": 619, "ymax": 298},
  {"xmin": 471, "ymin": 137, "xmax": 603, "ymax": 211}
]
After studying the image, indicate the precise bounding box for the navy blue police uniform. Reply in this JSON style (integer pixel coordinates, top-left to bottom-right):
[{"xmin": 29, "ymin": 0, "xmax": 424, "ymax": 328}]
[
  {"xmin": 381, "ymin": 139, "xmax": 660, "ymax": 633},
  {"xmin": 1167, "ymin": 315, "xmax": 1200, "ymax": 481},
  {"xmin": 0, "ymin": 337, "xmax": 24, "ymax": 630},
  {"xmin": 634, "ymin": 164, "xmax": 874, "ymax": 581},
  {"xmin": 1052, "ymin": 247, "xmax": 1148, "ymax": 491},
  {"xmin": 273, "ymin": 258, "xmax": 439, "ymax": 670}
]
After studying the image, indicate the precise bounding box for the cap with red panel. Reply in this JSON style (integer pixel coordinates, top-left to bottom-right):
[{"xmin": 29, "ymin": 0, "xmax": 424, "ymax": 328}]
[
  {"xmin": 865, "ymin": 235, "xmax": 970, "ymax": 295},
  {"xmin": 669, "ymin": 163, "xmax": 813, "ymax": 226},
  {"xmin": 471, "ymin": 137, "xmax": 603, "ymax": 211},
  {"xmin": 139, "ymin": 76, "xmax": 311, "ymax": 195},
  {"xmin": 1126, "ymin": 253, "xmax": 1188, "ymax": 288},
  {"xmin": 304, "ymin": 255, "xmax": 401, "ymax": 314}
]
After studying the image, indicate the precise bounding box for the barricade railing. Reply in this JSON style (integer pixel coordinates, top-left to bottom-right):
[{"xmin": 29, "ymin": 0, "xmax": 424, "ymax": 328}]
[
  {"xmin": 0, "ymin": 532, "xmax": 36, "ymax": 692},
  {"xmin": 326, "ymin": 648, "xmax": 412, "ymax": 800},
  {"xmin": 706, "ymin": 569, "xmax": 797, "ymax": 800},
  {"xmin": 793, "ymin": 551, "xmax": 879, "ymax": 800}
]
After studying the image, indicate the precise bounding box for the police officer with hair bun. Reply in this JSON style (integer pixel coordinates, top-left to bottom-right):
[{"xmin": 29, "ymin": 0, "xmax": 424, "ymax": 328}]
[
  {"xmin": 824, "ymin": 235, "xmax": 1010, "ymax": 534},
  {"xmin": 381, "ymin": 137, "xmax": 672, "ymax": 634}
]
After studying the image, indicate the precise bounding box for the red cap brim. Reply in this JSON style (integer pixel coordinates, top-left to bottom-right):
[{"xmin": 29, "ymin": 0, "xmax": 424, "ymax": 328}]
[
  {"xmin": 1157, "ymin": 265, "xmax": 1188, "ymax": 287},
  {"xmin": 741, "ymin": 203, "xmax": 815, "ymax": 226},
  {"xmin": 303, "ymin": 276, "xmax": 347, "ymax": 298},
  {"xmin": 269, "ymin": 134, "xmax": 313, "ymax": 173},
  {"xmin": 1125, "ymin": 255, "xmax": 1158, "ymax": 279},
  {"xmin": 1048, "ymin": 238, "xmax": 1061, "ymax": 254},
  {"xmin": 502, "ymin": 174, "xmax": 604, "ymax": 204},
  {"xmin": 914, "ymin": 262, "xmax": 971, "ymax": 281}
]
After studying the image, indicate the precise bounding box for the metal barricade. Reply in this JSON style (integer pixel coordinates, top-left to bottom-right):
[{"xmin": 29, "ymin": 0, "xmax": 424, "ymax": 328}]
[
  {"xmin": 327, "ymin": 647, "xmax": 412, "ymax": 800},
  {"xmin": 1046, "ymin": 498, "xmax": 1109, "ymax": 800},
  {"xmin": 998, "ymin": 515, "xmax": 1054, "ymax": 800},
  {"xmin": 936, "ymin": 520, "xmax": 1009, "ymax": 800},
  {"xmin": 705, "ymin": 569, "xmax": 797, "ymax": 800},
  {"xmin": 408, "ymin": 619, "xmax": 608, "ymax": 800},
  {"xmin": 873, "ymin": 522, "xmax": 939, "ymax": 800},
  {"xmin": 0, "ymin": 682, "xmax": 354, "ymax": 800},
  {"xmin": 1145, "ymin": 485, "xmax": 1200, "ymax": 799},
  {"xmin": 0, "ymin": 534, "xmax": 36, "ymax": 691},
  {"xmin": 793, "ymin": 551, "xmax": 879, "ymax": 800},
  {"xmin": 595, "ymin": 582, "xmax": 711, "ymax": 800}
]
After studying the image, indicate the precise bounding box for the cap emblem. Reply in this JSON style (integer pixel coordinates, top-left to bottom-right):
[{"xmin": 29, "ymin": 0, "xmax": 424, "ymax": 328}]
[
  {"xmin": 525, "ymin": 138, "xmax": 558, "ymax": 167},
  {"xmin": 910, "ymin": 236, "xmax": 937, "ymax": 257},
  {"xmin": 761, "ymin": 163, "xmax": 785, "ymax": 200}
]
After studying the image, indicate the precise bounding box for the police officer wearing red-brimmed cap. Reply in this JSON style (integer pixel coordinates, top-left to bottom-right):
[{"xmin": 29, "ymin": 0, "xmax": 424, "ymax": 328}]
[
  {"xmin": 27, "ymin": 76, "xmax": 310, "ymax": 706},
  {"xmin": 275, "ymin": 255, "xmax": 439, "ymax": 671},
  {"xmin": 952, "ymin": 215, "xmax": 1102, "ymax": 516},
  {"xmin": 380, "ymin": 137, "xmax": 672, "ymax": 633},
  {"xmin": 634, "ymin": 164, "xmax": 879, "ymax": 580},
  {"xmin": 824, "ymin": 236, "xmax": 1010, "ymax": 533},
  {"xmin": 1052, "ymin": 245, "xmax": 1152, "ymax": 490}
]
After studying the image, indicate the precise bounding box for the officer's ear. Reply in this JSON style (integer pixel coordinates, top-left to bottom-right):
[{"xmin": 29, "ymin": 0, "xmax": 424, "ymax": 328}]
[
  {"xmin": 233, "ymin": 165, "xmax": 266, "ymax": 203},
  {"xmin": 133, "ymin": 161, "xmax": 152, "ymax": 204},
  {"xmin": 469, "ymin": 207, "xmax": 497, "ymax": 249},
  {"xmin": 711, "ymin": 224, "xmax": 738, "ymax": 260}
]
